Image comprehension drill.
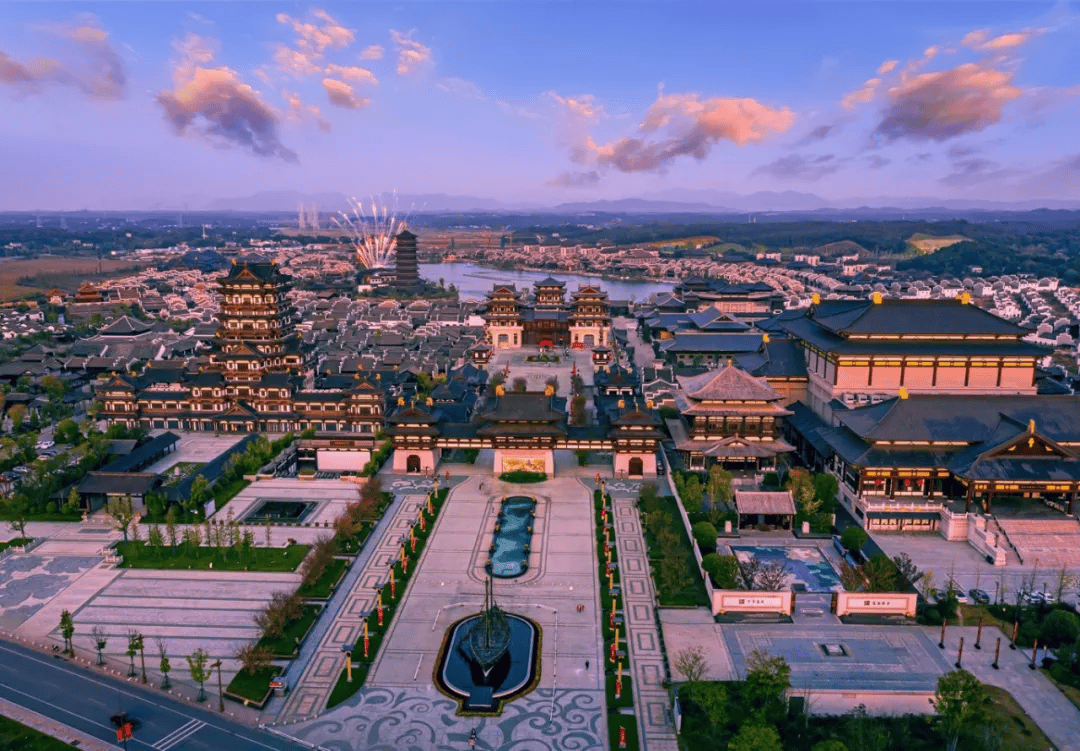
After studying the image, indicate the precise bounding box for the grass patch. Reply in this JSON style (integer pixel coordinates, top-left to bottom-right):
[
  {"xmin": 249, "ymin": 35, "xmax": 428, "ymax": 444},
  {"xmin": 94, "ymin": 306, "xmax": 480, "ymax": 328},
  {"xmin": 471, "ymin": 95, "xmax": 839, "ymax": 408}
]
[
  {"xmin": 606, "ymin": 672, "xmax": 634, "ymax": 709},
  {"xmin": 257, "ymin": 604, "xmax": 322, "ymax": 657},
  {"xmin": 0, "ymin": 510, "xmax": 80, "ymax": 522},
  {"xmin": 298, "ymin": 558, "xmax": 348, "ymax": 599},
  {"xmin": 498, "ymin": 470, "xmax": 547, "ymax": 483},
  {"xmin": 213, "ymin": 477, "xmax": 250, "ymax": 506},
  {"xmin": 640, "ymin": 495, "xmax": 709, "ymax": 607},
  {"xmin": 983, "ymin": 685, "xmax": 1054, "ymax": 750},
  {"xmin": 608, "ymin": 715, "xmax": 640, "ymax": 751},
  {"xmin": 115, "ymin": 542, "xmax": 311, "ymax": 572},
  {"xmin": 225, "ymin": 665, "xmax": 281, "ymax": 706},
  {"xmin": 326, "ymin": 662, "xmax": 372, "ymax": 709},
  {"xmin": 0, "ymin": 712, "xmax": 81, "ymax": 750},
  {"xmin": 0, "ymin": 537, "xmax": 31, "ymax": 553}
]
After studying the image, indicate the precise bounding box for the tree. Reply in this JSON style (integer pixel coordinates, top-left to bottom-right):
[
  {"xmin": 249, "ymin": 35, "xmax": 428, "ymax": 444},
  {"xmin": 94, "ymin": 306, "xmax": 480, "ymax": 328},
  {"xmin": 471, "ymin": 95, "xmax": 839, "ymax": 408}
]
[
  {"xmin": 234, "ymin": 642, "xmax": 273, "ymax": 676},
  {"xmin": 511, "ymin": 377, "xmax": 528, "ymax": 393},
  {"xmin": 1054, "ymin": 566, "xmax": 1077, "ymax": 602},
  {"xmin": 728, "ymin": 724, "xmax": 782, "ymax": 751},
  {"xmin": 740, "ymin": 556, "xmax": 789, "ymax": 591},
  {"xmin": 744, "ymin": 650, "xmax": 791, "ymax": 722},
  {"xmin": 691, "ymin": 521, "xmax": 718, "ymax": 551},
  {"xmin": 839, "ymin": 562, "xmax": 864, "ymax": 592},
  {"xmin": 931, "ymin": 669, "xmax": 987, "ymax": 751},
  {"xmin": 701, "ymin": 553, "xmax": 739, "ymax": 589},
  {"xmin": 157, "ymin": 638, "xmax": 172, "ymax": 689},
  {"xmin": 570, "ymin": 394, "xmax": 588, "ymax": 425},
  {"xmin": 862, "ymin": 553, "xmax": 898, "ymax": 593},
  {"xmin": 691, "ymin": 681, "xmax": 727, "ymax": 733},
  {"xmin": 188, "ymin": 475, "xmax": 210, "ymax": 516},
  {"xmin": 165, "ymin": 506, "xmax": 179, "ymax": 552},
  {"xmin": 707, "ymin": 465, "xmax": 732, "ymax": 509},
  {"xmin": 1040, "ymin": 609, "xmax": 1080, "ymax": 648},
  {"xmin": 544, "ymin": 376, "xmax": 560, "ymax": 395},
  {"xmin": 255, "ymin": 590, "xmax": 304, "ymax": 639},
  {"xmin": 658, "ymin": 549, "xmax": 690, "ymax": 598},
  {"xmin": 840, "ymin": 526, "xmax": 868, "ymax": 557},
  {"xmin": 787, "ymin": 469, "xmax": 820, "ymax": 515},
  {"xmin": 679, "ymin": 474, "xmax": 704, "ymax": 514},
  {"xmin": 673, "ymin": 645, "xmax": 708, "ymax": 683},
  {"xmin": 8, "ymin": 404, "xmax": 27, "ymax": 430},
  {"xmin": 892, "ymin": 552, "xmax": 924, "ymax": 587},
  {"xmin": 107, "ymin": 496, "xmax": 136, "ymax": 542},
  {"xmin": 5, "ymin": 498, "xmax": 29, "ymax": 539},
  {"xmin": 187, "ymin": 648, "xmax": 211, "ymax": 703},
  {"xmin": 91, "ymin": 625, "xmax": 108, "ymax": 665},
  {"xmin": 812, "ymin": 742, "xmax": 849, "ymax": 751},
  {"xmin": 65, "ymin": 486, "xmax": 81, "ymax": 516},
  {"xmin": 125, "ymin": 630, "xmax": 142, "ymax": 678},
  {"xmin": 54, "ymin": 419, "xmax": 81, "ymax": 445},
  {"xmin": 147, "ymin": 524, "xmax": 164, "ymax": 556},
  {"xmin": 59, "ymin": 610, "xmax": 74, "ymax": 656}
]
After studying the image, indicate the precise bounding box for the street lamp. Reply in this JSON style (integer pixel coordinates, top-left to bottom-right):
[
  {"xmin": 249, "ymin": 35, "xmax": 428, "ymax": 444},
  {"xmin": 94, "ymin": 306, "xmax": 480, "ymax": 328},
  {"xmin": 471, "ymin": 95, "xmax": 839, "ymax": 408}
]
[
  {"xmin": 210, "ymin": 660, "xmax": 224, "ymax": 713},
  {"xmin": 341, "ymin": 645, "xmax": 353, "ymax": 683}
]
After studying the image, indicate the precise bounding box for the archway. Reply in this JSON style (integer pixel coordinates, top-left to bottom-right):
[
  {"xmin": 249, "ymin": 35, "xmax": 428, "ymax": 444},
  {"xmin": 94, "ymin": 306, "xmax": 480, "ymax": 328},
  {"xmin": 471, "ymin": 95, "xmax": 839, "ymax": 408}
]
[
  {"xmin": 583, "ymin": 334, "xmax": 595, "ymax": 347},
  {"xmin": 498, "ymin": 334, "xmax": 509, "ymax": 346},
  {"xmin": 406, "ymin": 454, "xmax": 421, "ymax": 473},
  {"xmin": 628, "ymin": 457, "xmax": 644, "ymax": 477}
]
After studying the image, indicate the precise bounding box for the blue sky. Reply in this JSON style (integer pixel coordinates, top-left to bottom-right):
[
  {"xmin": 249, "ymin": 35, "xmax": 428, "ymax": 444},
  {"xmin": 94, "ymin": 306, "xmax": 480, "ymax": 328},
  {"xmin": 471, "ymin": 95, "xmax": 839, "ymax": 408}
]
[{"xmin": 1, "ymin": 1, "xmax": 1078, "ymax": 210}]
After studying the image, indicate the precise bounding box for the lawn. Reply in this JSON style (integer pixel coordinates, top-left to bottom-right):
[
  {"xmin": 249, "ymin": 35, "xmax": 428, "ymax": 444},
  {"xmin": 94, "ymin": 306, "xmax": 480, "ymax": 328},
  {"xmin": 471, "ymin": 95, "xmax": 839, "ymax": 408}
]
[
  {"xmin": 608, "ymin": 716, "xmax": 639, "ymax": 751},
  {"xmin": 257, "ymin": 604, "xmax": 322, "ymax": 657},
  {"xmin": 225, "ymin": 665, "xmax": 282, "ymax": 707},
  {"xmin": 213, "ymin": 477, "xmax": 251, "ymax": 507},
  {"xmin": 606, "ymin": 672, "xmax": 634, "ymax": 709},
  {"xmin": 0, "ymin": 713, "xmax": 79, "ymax": 750},
  {"xmin": 326, "ymin": 661, "xmax": 372, "ymax": 709},
  {"xmin": 298, "ymin": 558, "xmax": 348, "ymax": 599},
  {"xmin": 115, "ymin": 542, "xmax": 311, "ymax": 572},
  {"xmin": 983, "ymin": 685, "xmax": 1054, "ymax": 750},
  {"xmin": 0, "ymin": 537, "xmax": 31, "ymax": 553}
]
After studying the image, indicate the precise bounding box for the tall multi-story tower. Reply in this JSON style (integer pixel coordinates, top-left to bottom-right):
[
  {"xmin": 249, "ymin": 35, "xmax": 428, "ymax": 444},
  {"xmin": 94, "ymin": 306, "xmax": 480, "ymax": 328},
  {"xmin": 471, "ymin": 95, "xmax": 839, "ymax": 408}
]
[
  {"xmin": 209, "ymin": 260, "xmax": 302, "ymax": 383},
  {"xmin": 569, "ymin": 284, "xmax": 611, "ymax": 348},
  {"xmin": 534, "ymin": 277, "xmax": 566, "ymax": 309},
  {"xmin": 394, "ymin": 228, "xmax": 420, "ymax": 290},
  {"xmin": 485, "ymin": 284, "xmax": 524, "ymax": 348}
]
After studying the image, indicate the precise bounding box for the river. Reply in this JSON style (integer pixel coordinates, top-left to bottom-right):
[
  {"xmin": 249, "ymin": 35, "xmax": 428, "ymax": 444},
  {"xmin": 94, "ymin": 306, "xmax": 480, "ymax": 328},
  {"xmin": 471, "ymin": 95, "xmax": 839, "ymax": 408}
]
[{"xmin": 418, "ymin": 262, "xmax": 672, "ymax": 303}]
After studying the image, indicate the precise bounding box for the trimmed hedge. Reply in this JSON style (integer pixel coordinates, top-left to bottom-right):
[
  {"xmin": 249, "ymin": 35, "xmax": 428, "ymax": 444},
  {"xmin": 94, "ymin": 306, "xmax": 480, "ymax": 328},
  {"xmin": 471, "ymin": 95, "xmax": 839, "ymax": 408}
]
[{"xmin": 498, "ymin": 470, "xmax": 547, "ymax": 483}]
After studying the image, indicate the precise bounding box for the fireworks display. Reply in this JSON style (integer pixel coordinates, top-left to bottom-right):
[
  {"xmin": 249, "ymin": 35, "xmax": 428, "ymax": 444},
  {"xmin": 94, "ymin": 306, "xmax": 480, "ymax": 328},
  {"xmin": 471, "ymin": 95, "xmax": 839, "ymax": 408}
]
[{"xmin": 334, "ymin": 195, "xmax": 409, "ymax": 269}]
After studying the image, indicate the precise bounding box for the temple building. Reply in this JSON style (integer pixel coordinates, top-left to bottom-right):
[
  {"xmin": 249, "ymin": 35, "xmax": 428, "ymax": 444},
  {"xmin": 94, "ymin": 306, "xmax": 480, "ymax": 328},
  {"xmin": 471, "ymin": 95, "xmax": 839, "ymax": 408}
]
[
  {"xmin": 667, "ymin": 362, "xmax": 793, "ymax": 471},
  {"xmin": 393, "ymin": 228, "xmax": 420, "ymax": 291},
  {"xmin": 483, "ymin": 280, "xmax": 610, "ymax": 350},
  {"xmin": 385, "ymin": 387, "xmax": 664, "ymax": 478}
]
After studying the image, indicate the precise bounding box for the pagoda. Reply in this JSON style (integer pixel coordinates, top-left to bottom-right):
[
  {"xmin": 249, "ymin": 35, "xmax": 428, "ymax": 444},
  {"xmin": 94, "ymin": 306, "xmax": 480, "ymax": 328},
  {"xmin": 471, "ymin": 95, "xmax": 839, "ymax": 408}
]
[
  {"xmin": 569, "ymin": 284, "xmax": 611, "ymax": 349},
  {"xmin": 393, "ymin": 228, "xmax": 420, "ymax": 291}
]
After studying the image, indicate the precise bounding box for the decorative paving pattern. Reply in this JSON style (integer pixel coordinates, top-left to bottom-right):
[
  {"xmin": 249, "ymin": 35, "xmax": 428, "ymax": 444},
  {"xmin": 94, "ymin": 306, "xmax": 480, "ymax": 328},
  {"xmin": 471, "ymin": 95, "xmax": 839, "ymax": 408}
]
[
  {"xmin": 0, "ymin": 554, "xmax": 101, "ymax": 629},
  {"xmin": 275, "ymin": 493, "xmax": 429, "ymax": 723},
  {"xmin": 289, "ymin": 686, "xmax": 605, "ymax": 751},
  {"xmin": 611, "ymin": 493, "xmax": 679, "ymax": 751}
]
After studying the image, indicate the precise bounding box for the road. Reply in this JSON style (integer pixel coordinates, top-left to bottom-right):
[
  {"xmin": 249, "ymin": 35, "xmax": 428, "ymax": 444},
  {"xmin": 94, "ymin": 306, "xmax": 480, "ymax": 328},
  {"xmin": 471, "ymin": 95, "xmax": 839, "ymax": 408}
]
[{"xmin": 0, "ymin": 639, "xmax": 302, "ymax": 751}]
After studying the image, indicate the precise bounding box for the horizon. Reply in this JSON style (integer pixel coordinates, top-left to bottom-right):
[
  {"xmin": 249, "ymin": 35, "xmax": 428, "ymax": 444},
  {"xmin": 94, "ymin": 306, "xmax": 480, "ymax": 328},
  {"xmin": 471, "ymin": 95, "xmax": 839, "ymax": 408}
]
[{"xmin": 1, "ymin": 2, "xmax": 1078, "ymax": 211}]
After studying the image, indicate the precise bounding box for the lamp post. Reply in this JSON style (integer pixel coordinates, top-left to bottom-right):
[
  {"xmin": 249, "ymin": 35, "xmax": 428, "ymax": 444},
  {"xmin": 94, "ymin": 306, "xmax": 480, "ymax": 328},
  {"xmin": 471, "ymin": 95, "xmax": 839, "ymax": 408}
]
[
  {"xmin": 361, "ymin": 610, "xmax": 370, "ymax": 658},
  {"xmin": 210, "ymin": 660, "xmax": 224, "ymax": 713},
  {"xmin": 341, "ymin": 645, "xmax": 353, "ymax": 683}
]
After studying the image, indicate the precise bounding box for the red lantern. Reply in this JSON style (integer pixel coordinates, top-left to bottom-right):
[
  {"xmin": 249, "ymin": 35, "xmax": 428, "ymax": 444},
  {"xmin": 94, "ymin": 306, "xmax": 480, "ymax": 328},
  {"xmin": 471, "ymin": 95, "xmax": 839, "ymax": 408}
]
[{"xmin": 619, "ymin": 726, "xmax": 627, "ymax": 748}]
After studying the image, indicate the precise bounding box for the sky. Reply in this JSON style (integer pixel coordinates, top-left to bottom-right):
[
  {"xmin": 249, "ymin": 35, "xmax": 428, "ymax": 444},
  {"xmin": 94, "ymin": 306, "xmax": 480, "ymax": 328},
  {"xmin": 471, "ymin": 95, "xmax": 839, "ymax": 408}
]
[{"xmin": 1, "ymin": 1, "xmax": 1079, "ymax": 210}]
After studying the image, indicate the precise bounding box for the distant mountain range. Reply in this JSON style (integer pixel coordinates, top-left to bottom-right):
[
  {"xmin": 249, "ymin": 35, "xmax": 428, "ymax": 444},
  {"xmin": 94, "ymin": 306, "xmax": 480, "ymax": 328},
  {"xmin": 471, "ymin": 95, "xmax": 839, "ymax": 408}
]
[{"xmin": 196, "ymin": 189, "xmax": 1079, "ymax": 214}]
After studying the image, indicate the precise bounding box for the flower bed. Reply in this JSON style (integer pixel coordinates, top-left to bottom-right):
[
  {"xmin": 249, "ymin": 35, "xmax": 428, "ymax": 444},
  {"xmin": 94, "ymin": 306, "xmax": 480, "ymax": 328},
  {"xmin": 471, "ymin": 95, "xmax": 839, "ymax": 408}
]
[
  {"xmin": 256, "ymin": 604, "xmax": 322, "ymax": 658},
  {"xmin": 498, "ymin": 470, "xmax": 547, "ymax": 484},
  {"xmin": 225, "ymin": 665, "xmax": 282, "ymax": 709}
]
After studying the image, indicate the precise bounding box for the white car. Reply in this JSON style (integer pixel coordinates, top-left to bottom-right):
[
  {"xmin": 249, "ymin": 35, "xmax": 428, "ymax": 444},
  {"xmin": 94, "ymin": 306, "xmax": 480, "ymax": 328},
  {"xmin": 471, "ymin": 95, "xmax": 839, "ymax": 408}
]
[{"xmin": 35, "ymin": 441, "xmax": 54, "ymax": 450}]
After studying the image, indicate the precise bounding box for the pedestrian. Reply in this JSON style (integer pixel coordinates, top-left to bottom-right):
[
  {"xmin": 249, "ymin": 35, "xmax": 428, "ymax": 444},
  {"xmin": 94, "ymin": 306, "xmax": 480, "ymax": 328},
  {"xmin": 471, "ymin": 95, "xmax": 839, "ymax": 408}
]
[{"xmin": 585, "ymin": 660, "xmax": 590, "ymax": 670}]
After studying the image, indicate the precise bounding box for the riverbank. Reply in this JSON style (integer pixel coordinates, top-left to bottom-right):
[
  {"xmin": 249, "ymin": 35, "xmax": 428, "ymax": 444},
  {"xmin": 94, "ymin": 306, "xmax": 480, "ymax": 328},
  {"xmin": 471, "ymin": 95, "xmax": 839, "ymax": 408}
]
[{"xmin": 418, "ymin": 261, "xmax": 672, "ymax": 302}]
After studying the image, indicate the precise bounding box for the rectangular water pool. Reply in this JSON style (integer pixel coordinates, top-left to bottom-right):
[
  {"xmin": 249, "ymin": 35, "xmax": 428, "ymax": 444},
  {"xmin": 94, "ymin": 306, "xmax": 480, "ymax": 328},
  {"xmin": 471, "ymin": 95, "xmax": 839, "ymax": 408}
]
[
  {"xmin": 243, "ymin": 500, "xmax": 317, "ymax": 524},
  {"xmin": 730, "ymin": 544, "xmax": 842, "ymax": 592}
]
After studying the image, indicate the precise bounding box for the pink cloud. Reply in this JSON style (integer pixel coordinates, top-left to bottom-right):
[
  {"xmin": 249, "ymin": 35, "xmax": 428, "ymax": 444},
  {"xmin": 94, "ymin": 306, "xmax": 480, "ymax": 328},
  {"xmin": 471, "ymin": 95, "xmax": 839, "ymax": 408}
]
[
  {"xmin": 324, "ymin": 63, "xmax": 377, "ymax": 86},
  {"xmin": 390, "ymin": 30, "xmax": 431, "ymax": 75},
  {"xmin": 322, "ymin": 78, "xmax": 369, "ymax": 109},
  {"xmin": 548, "ymin": 91, "xmax": 604, "ymax": 120},
  {"xmin": 0, "ymin": 16, "xmax": 125, "ymax": 100}
]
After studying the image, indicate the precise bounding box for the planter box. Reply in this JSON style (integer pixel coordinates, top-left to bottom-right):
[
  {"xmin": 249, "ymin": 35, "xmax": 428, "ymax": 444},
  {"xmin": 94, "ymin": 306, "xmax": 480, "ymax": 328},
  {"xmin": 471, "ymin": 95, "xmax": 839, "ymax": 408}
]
[{"xmin": 224, "ymin": 666, "xmax": 281, "ymax": 710}]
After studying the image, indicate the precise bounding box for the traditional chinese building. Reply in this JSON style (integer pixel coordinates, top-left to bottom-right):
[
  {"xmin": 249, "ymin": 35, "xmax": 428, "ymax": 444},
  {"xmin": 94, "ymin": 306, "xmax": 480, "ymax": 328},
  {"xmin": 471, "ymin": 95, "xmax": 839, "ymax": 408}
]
[
  {"xmin": 393, "ymin": 228, "xmax": 421, "ymax": 291},
  {"xmin": 667, "ymin": 362, "xmax": 793, "ymax": 471},
  {"xmin": 483, "ymin": 280, "xmax": 611, "ymax": 350}
]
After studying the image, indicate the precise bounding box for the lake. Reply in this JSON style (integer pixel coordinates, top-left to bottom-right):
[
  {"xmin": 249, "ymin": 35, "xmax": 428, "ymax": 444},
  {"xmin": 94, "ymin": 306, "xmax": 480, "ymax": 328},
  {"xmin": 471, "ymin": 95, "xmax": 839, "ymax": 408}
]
[{"xmin": 418, "ymin": 262, "xmax": 672, "ymax": 303}]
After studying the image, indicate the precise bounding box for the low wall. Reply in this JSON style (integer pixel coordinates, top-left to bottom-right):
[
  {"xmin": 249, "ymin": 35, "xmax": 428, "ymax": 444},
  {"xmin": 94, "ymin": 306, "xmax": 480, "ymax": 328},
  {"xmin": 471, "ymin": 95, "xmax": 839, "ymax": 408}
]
[
  {"xmin": 835, "ymin": 591, "xmax": 917, "ymax": 617},
  {"xmin": 317, "ymin": 449, "xmax": 371, "ymax": 472},
  {"xmin": 939, "ymin": 507, "xmax": 969, "ymax": 541},
  {"xmin": 713, "ymin": 589, "xmax": 793, "ymax": 616}
]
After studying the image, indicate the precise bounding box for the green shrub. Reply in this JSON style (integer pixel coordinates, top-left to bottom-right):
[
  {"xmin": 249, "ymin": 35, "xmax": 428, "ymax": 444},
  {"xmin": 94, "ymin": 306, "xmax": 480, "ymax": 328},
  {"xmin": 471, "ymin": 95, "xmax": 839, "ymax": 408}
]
[
  {"xmin": 1040, "ymin": 610, "xmax": 1080, "ymax": 648},
  {"xmin": 840, "ymin": 526, "xmax": 868, "ymax": 555},
  {"xmin": 691, "ymin": 521, "xmax": 719, "ymax": 551},
  {"xmin": 498, "ymin": 470, "xmax": 547, "ymax": 483},
  {"xmin": 762, "ymin": 472, "xmax": 781, "ymax": 489},
  {"xmin": 45, "ymin": 501, "xmax": 58, "ymax": 514},
  {"xmin": 701, "ymin": 553, "xmax": 738, "ymax": 589}
]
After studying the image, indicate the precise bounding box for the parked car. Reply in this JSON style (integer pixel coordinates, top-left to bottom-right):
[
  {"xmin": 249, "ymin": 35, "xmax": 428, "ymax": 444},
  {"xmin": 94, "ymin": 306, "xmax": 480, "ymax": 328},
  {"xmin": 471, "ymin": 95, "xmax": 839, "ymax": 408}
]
[
  {"xmin": 34, "ymin": 440, "xmax": 54, "ymax": 450},
  {"xmin": 968, "ymin": 588, "xmax": 991, "ymax": 605},
  {"xmin": 953, "ymin": 591, "xmax": 970, "ymax": 605}
]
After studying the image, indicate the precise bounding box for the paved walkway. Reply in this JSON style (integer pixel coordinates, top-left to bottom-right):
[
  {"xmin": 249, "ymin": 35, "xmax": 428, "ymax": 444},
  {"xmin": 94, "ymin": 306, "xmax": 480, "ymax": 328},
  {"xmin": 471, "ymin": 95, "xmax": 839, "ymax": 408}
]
[
  {"xmin": 273, "ymin": 490, "xmax": 432, "ymax": 723},
  {"xmin": 934, "ymin": 625, "xmax": 1080, "ymax": 751},
  {"xmin": 611, "ymin": 490, "xmax": 679, "ymax": 751}
]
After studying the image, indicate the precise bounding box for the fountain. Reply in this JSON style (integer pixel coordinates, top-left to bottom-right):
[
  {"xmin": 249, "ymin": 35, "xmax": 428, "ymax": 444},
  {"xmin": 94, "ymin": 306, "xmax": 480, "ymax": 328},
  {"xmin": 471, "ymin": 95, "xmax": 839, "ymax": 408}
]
[
  {"xmin": 487, "ymin": 496, "xmax": 537, "ymax": 578},
  {"xmin": 436, "ymin": 578, "xmax": 540, "ymax": 712}
]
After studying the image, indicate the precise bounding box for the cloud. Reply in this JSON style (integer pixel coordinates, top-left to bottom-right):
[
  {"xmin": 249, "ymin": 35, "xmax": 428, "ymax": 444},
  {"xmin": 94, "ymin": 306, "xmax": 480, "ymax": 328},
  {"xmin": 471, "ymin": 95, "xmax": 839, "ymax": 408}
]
[
  {"xmin": 437, "ymin": 77, "xmax": 485, "ymax": 100},
  {"xmin": 359, "ymin": 44, "xmax": 383, "ymax": 61},
  {"xmin": 390, "ymin": 30, "xmax": 431, "ymax": 75},
  {"xmin": 581, "ymin": 90, "xmax": 795, "ymax": 173},
  {"xmin": 0, "ymin": 16, "xmax": 125, "ymax": 100},
  {"xmin": 547, "ymin": 171, "xmax": 601, "ymax": 188},
  {"xmin": 865, "ymin": 155, "xmax": 891, "ymax": 169},
  {"xmin": 946, "ymin": 144, "xmax": 979, "ymax": 159},
  {"xmin": 285, "ymin": 90, "xmax": 330, "ymax": 132},
  {"xmin": 277, "ymin": 10, "xmax": 354, "ymax": 55},
  {"xmin": 548, "ymin": 91, "xmax": 604, "ymax": 120},
  {"xmin": 322, "ymin": 78, "xmax": 369, "ymax": 109},
  {"xmin": 877, "ymin": 59, "xmax": 899, "ymax": 75},
  {"xmin": 156, "ymin": 36, "xmax": 295, "ymax": 161},
  {"xmin": 962, "ymin": 28, "xmax": 1043, "ymax": 52},
  {"xmin": 939, "ymin": 157, "xmax": 1019, "ymax": 186},
  {"xmin": 794, "ymin": 123, "xmax": 836, "ymax": 146},
  {"xmin": 754, "ymin": 153, "xmax": 840, "ymax": 181},
  {"xmin": 875, "ymin": 62, "xmax": 1022, "ymax": 141},
  {"xmin": 841, "ymin": 77, "xmax": 881, "ymax": 110},
  {"xmin": 324, "ymin": 63, "xmax": 377, "ymax": 86},
  {"xmin": 274, "ymin": 45, "xmax": 321, "ymax": 77},
  {"xmin": 1018, "ymin": 153, "xmax": 1080, "ymax": 197}
]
